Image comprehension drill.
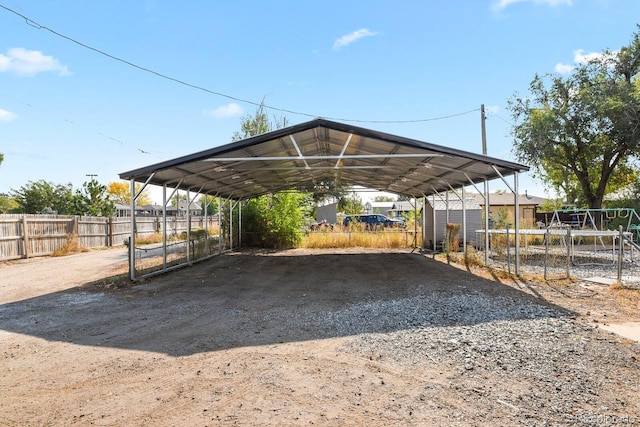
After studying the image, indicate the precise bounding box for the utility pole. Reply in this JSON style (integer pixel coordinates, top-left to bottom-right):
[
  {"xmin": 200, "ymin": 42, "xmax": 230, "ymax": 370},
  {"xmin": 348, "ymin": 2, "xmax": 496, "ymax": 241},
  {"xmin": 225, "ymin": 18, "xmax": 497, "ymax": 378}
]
[
  {"xmin": 481, "ymin": 104, "xmax": 489, "ymax": 266},
  {"xmin": 481, "ymin": 104, "xmax": 487, "ymax": 155}
]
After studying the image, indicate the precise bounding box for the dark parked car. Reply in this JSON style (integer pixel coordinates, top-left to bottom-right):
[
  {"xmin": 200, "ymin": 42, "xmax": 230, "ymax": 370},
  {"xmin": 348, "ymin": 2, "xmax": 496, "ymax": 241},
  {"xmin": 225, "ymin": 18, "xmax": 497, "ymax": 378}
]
[{"xmin": 342, "ymin": 214, "xmax": 406, "ymax": 229}]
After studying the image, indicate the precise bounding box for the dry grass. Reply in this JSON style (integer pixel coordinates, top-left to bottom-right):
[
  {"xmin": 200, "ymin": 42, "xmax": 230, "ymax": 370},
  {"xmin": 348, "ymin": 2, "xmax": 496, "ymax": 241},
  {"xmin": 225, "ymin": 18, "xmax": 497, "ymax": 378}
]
[
  {"xmin": 608, "ymin": 282, "xmax": 640, "ymax": 310},
  {"xmin": 301, "ymin": 229, "xmax": 417, "ymax": 249},
  {"xmin": 51, "ymin": 234, "xmax": 89, "ymax": 257}
]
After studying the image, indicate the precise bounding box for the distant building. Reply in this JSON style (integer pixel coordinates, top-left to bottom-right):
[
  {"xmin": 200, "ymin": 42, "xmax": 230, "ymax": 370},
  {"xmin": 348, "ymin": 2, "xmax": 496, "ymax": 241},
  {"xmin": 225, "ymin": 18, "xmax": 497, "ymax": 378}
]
[
  {"xmin": 364, "ymin": 201, "xmax": 394, "ymax": 215},
  {"xmin": 470, "ymin": 192, "xmax": 547, "ymax": 224},
  {"xmin": 115, "ymin": 201, "xmax": 202, "ymax": 217}
]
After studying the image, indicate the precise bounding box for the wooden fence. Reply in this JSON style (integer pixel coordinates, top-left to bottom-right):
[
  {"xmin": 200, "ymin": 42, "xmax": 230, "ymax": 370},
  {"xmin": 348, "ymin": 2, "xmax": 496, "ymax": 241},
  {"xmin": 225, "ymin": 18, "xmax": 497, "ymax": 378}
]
[{"xmin": 0, "ymin": 214, "xmax": 217, "ymax": 261}]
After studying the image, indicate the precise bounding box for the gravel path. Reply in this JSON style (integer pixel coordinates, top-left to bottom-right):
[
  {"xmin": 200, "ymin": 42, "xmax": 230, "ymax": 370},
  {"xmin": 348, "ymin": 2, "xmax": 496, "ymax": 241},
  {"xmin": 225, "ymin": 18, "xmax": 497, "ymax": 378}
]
[{"xmin": 1, "ymin": 248, "xmax": 638, "ymax": 426}]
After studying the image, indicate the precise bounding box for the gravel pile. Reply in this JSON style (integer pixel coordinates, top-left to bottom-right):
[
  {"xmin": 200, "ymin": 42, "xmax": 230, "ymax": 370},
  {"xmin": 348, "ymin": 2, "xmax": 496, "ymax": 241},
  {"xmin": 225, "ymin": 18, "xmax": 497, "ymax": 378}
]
[{"xmin": 289, "ymin": 291, "xmax": 639, "ymax": 424}]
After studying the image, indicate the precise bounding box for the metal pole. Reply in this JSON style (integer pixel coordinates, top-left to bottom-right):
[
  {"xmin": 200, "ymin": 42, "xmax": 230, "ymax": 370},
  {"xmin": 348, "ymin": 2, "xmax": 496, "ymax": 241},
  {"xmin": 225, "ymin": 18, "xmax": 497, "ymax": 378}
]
[
  {"xmin": 218, "ymin": 197, "xmax": 222, "ymax": 253},
  {"xmin": 484, "ymin": 180, "xmax": 490, "ymax": 265},
  {"xmin": 514, "ymin": 171, "xmax": 520, "ymax": 275},
  {"xmin": 162, "ymin": 185, "xmax": 167, "ymax": 270},
  {"xmin": 432, "ymin": 194, "xmax": 437, "ymax": 251},
  {"xmin": 239, "ymin": 200, "xmax": 242, "ymax": 247},
  {"xmin": 186, "ymin": 189, "xmax": 191, "ymax": 264},
  {"xmin": 462, "ymin": 186, "xmax": 467, "ymax": 253},
  {"xmin": 506, "ymin": 224, "xmax": 511, "ymax": 274},
  {"xmin": 618, "ymin": 225, "xmax": 624, "ymax": 283},
  {"xmin": 129, "ymin": 179, "xmax": 136, "ymax": 281},
  {"xmin": 229, "ymin": 198, "xmax": 233, "ymax": 250},
  {"xmin": 566, "ymin": 227, "xmax": 571, "ymax": 278}
]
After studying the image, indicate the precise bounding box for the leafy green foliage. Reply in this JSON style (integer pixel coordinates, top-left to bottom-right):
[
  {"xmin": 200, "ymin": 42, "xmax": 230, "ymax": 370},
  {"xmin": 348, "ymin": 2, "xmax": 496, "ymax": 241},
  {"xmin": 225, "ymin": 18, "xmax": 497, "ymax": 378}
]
[
  {"xmin": 338, "ymin": 192, "xmax": 364, "ymax": 214},
  {"xmin": 10, "ymin": 180, "xmax": 74, "ymax": 214},
  {"xmin": 0, "ymin": 193, "xmax": 19, "ymax": 213},
  {"xmin": 241, "ymin": 192, "xmax": 309, "ymax": 248},
  {"xmin": 300, "ymin": 179, "xmax": 351, "ymax": 205},
  {"xmin": 508, "ymin": 27, "xmax": 640, "ymax": 209},
  {"xmin": 10, "ymin": 179, "xmax": 115, "ymax": 216},
  {"xmin": 538, "ymin": 197, "xmax": 565, "ymax": 213},
  {"xmin": 231, "ymin": 100, "xmax": 288, "ymax": 142},
  {"xmin": 70, "ymin": 179, "xmax": 116, "ymax": 217},
  {"xmin": 200, "ymin": 195, "xmax": 219, "ymax": 215}
]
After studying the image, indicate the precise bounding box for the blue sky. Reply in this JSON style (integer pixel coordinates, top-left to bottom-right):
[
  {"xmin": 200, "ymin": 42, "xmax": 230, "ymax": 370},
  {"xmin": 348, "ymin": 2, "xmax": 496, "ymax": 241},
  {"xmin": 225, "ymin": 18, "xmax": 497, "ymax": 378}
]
[{"xmin": 1, "ymin": 0, "xmax": 639, "ymax": 203}]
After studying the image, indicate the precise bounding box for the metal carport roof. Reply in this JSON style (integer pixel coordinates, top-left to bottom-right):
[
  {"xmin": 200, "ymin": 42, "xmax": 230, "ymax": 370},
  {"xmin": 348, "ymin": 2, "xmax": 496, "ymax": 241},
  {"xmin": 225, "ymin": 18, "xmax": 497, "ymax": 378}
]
[{"xmin": 119, "ymin": 118, "xmax": 529, "ymax": 199}]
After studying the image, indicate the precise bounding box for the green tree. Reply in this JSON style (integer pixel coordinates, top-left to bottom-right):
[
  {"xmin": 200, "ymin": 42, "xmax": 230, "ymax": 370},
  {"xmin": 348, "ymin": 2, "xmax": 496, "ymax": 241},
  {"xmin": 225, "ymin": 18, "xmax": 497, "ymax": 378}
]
[
  {"xmin": 10, "ymin": 180, "xmax": 74, "ymax": 214},
  {"xmin": 70, "ymin": 179, "xmax": 116, "ymax": 217},
  {"xmin": 241, "ymin": 191, "xmax": 308, "ymax": 248},
  {"xmin": 0, "ymin": 153, "xmax": 4, "ymax": 166},
  {"xmin": 232, "ymin": 100, "xmax": 310, "ymax": 248},
  {"xmin": 338, "ymin": 192, "xmax": 364, "ymax": 214},
  {"xmin": 508, "ymin": 28, "xmax": 640, "ymax": 209},
  {"xmin": 300, "ymin": 179, "xmax": 351, "ymax": 205},
  {"xmin": 200, "ymin": 195, "xmax": 219, "ymax": 216},
  {"xmin": 170, "ymin": 193, "xmax": 188, "ymax": 207},
  {"xmin": 231, "ymin": 100, "xmax": 288, "ymax": 142},
  {"xmin": 0, "ymin": 193, "xmax": 19, "ymax": 213}
]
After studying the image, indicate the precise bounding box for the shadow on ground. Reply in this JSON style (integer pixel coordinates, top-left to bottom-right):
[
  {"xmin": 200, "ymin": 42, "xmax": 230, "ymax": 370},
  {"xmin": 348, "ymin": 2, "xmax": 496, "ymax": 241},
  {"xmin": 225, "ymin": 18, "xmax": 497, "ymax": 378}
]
[{"xmin": 0, "ymin": 251, "xmax": 574, "ymax": 356}]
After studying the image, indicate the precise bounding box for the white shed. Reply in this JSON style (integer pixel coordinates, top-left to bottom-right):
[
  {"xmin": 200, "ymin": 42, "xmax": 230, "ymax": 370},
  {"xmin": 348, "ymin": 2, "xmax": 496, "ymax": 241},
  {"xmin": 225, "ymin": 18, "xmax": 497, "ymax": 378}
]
[{"xmin": 422, "ymin": 196, "xmax": 482, "ymax": 251}]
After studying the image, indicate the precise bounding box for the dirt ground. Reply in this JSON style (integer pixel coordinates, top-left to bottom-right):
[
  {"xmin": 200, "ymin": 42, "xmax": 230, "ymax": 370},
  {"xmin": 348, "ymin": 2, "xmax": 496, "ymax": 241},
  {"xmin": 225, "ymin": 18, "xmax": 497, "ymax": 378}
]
[{"xmin": 1, "ymin": 247, "xmax": 639, "ymax": 426}]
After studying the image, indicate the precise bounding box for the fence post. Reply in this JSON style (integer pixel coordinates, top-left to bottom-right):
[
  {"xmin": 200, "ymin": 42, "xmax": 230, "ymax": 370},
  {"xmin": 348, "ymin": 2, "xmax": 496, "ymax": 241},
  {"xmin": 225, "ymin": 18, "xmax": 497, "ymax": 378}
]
[
  {"xmin": 22, "ymin": 214, "xmax": 29, "ymax": 259},
  {"xmin": 108, "ymin": 217, "xmax": 114, "ymax": 247}
]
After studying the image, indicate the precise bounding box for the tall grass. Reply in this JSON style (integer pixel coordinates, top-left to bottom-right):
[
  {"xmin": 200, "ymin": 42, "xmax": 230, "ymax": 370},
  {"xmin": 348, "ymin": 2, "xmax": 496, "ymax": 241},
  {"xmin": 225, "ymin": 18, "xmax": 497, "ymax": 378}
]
[{"xmin": 301, "ymin": 228, "xmax": 419, "ymax": 249}]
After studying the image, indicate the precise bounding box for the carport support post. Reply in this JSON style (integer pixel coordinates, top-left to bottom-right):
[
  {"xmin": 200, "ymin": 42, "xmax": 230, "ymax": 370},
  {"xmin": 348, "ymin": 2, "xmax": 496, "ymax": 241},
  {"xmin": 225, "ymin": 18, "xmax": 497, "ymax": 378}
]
[
  {"xmin": 129, "ymin": 179, "xmax": 136, "ymax": 281},
  {"xmin": 484, "ymin": 179, "xmax": 489, "ymax": 266},
  {"xmin": 514, "ymin": 172, "xmax": 520, "ymax": 275},
  {"xmin": 432, "ymin": 194, "xmax": 437, "ymax": 252},
  {"xmin": 229, "ymin": 199, "xmax": 233, "ymax": 250},
  {"xmin": 238, "ymin": 201, "xmax": 242, "ymax": 247},
  {"xmin": 462, "ymin": 186, "xmax": 467, "ymax": 252},
  {"xmin": 186, "ymin": 189, "xmax": 191, "ymax": 264},
  {"xmin": 162, "ymin": 185, "xmax": 167, "ymax": 270},
  {"xmin": 218, "ymin": 197, "xmax": 222, "ymax": 253}
]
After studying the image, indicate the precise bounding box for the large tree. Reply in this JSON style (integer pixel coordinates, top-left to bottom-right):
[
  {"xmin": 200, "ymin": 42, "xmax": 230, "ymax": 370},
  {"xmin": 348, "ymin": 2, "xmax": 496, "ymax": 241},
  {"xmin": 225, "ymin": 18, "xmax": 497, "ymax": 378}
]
[
  {"xmin": 70, "ymin": 178, "xmax": 116, "ymax": 217},
  {"xmin": 10, "ymin": 180, "xmax": 74, "ymax": 214},
  {"xmin": 106, "ymin": 181, "xmax": 152, "ymax": 205},
  {"xmin": 508, "ymin": 28, "xmax": 640, "ymax": 209}
]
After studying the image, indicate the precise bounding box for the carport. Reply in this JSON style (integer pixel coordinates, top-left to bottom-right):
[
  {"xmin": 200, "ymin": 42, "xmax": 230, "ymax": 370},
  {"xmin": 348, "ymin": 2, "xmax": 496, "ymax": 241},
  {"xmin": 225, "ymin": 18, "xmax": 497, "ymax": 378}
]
[{"xmin": 119, "ymin": 118, "xmax": 529, "ymax": 280}]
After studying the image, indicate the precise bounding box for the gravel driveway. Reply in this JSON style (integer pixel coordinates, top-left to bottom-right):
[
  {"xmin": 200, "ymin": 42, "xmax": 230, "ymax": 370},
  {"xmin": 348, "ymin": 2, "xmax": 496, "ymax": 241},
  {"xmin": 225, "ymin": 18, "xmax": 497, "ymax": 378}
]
[{"xmin": 0, "ymin": 248, "xmax": 638, "ymax": 426}]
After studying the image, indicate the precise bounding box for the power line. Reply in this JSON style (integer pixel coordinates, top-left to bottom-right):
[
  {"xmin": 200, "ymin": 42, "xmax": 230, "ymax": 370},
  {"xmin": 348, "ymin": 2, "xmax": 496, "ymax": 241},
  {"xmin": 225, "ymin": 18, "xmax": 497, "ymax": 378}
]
[{"xmin": 1, "ymin": 3, "xmax": 479, "ymax": 124}]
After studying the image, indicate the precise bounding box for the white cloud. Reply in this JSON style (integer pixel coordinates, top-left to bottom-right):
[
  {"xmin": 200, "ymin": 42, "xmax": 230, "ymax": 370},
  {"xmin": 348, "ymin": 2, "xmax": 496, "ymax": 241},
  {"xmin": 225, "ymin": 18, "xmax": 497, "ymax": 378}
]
[
  {"xmin": 554, "ymin": 63, "xmax": 575, "ymax": 74},
  {"xmin": 0, "ymin": 48, "xmax": 70, "ymax": 76},
  {"xmin": 572, "ymin": 49, "xmax": 606, "ymax": 64},
  {"xmin": 493, "ymin": 0, "xmax": 572, "ymax": 12},
  {"xmin": 332, "ymin": 28, "xmax": 377, "ymax": 51},
  {"xmin": 0, "ymin": 109, "xmax": 18, "ymax": 122},
  {"xmin": 204, "ymin": 103, "xmax": 244, "ymax": 119},
  {"xmin": 555, "ymin": 49, "xmax": 617, "ymax": 74}
]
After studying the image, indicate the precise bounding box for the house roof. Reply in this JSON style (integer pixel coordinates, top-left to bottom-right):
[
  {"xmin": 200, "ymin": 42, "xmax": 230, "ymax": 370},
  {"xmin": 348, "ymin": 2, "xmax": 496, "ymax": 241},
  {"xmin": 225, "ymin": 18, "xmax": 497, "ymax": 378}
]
[
  {"xmin": 429, "ymin": 197, "xmax": 482, "ymax": 211},
  {"xmin": 471, "ymin": 193, "xmax": 547, "ymax": 206},
  {"xmin": 391, "ymin": 201, "xmax": 423, "ymax": 211},
  {"xmin": 119, "ymin": 118, "xmax": 529, "ymax": 201}
]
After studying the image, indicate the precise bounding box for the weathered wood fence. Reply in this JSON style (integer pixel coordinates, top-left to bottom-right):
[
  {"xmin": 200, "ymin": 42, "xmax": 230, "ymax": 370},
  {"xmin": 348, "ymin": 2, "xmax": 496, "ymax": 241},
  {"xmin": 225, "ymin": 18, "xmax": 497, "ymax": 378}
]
[{"xmin": 0, "ymin": 214, "xmax": 216, "ymax": 261}]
